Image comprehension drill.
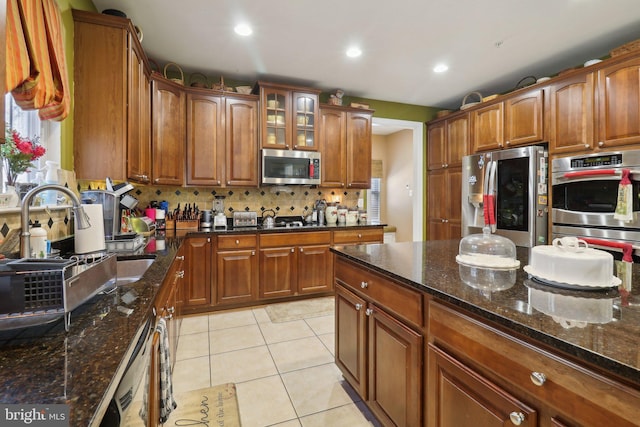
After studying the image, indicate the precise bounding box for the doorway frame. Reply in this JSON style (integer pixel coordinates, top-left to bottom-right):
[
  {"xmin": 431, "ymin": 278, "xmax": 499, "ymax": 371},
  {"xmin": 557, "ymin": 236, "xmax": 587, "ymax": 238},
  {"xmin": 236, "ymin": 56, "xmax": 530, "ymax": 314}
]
[{"xmin": 371, "ymin": 117, "xmax": 424, "ymax": 241}]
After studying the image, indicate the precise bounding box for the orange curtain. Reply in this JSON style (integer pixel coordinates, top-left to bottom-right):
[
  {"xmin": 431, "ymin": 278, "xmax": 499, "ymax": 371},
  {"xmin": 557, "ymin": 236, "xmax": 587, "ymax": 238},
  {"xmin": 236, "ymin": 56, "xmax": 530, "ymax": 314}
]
[{"xmin": 5, "ymin": 0, "xmax": 70, "ymax": 121}]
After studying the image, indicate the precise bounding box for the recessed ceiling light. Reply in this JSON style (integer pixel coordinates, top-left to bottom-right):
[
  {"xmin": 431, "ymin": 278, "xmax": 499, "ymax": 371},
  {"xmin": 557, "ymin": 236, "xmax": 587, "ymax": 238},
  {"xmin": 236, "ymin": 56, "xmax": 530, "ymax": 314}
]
[
  {"xmin": 433, "ymin": 64, "xmax": 448, "ymax": 73},
  {"xmin": 346, "ymin": 47, "xmax": 362, "ymax": 58},
  {"xmin": 234, "ymin": 23, "xmax": 253, "ymax": 36}
]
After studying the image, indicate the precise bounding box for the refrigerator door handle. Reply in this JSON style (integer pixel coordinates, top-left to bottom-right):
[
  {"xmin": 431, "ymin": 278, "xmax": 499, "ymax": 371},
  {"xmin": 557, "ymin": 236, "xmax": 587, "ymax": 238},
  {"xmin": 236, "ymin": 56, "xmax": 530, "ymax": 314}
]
[
  {"xmin": 488, "ymin": 160, "xmax": 497, "ymax": 232},
  {"xmin": 483, "ymin": 160, "xmax": 493, "ymax": 227}
]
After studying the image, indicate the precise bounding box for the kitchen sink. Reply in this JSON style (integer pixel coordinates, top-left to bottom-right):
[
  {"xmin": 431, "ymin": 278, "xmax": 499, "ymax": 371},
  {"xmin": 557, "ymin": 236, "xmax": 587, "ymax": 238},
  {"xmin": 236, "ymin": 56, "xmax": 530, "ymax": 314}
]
[{"xmin": 116, "ymin": 257, "xmax": 155, "ymax": 286}]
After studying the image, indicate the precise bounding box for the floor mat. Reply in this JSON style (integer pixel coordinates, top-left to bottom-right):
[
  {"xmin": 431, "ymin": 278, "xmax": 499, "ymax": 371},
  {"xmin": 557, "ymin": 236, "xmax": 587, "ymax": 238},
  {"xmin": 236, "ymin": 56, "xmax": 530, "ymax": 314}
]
[
  {"xmin": 169, "ymin": 383, "xmax": 241, "ymax": 426},
  {"xmin": 265, "ymin": 296, "xmax": 335, "ymax": 323}
]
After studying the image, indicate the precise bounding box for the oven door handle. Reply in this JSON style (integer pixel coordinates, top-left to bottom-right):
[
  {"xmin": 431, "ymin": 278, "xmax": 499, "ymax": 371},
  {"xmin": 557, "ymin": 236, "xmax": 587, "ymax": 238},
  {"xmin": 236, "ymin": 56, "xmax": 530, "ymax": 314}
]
[
  {"xmin": 563, "ymin": 169, "xmax": 620, "ymax": 179},
  {"xmin": 581, "ymin": 237, "xmax": 634, "ymax": 262}
]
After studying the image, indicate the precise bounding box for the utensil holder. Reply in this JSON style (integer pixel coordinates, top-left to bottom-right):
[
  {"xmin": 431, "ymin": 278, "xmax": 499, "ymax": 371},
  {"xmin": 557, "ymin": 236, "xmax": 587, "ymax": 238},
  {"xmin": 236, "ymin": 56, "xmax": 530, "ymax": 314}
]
[{"xmin": 176, "ymin": 219, "xmax": 199, "ymax": 230}]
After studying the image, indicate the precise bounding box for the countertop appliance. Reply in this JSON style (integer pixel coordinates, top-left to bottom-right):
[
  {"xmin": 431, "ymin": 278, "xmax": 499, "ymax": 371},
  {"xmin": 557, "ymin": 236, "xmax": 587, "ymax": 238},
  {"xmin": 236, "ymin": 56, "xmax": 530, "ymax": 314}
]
[
  {"xmin": 552, "ymin": 150, "xmax": 640, "ymax": 261},
  {"xmin": 100, "ymin": 311, "xmax": 154, "ymax": 427},
  {"xmin": 462, "ymin": 145, "xmax": 548, "ymax": 247},
  {"xmin": 262, "ymin": 148, "xmax": 321, "ymax": 185},
  {"xmin": 233, "ymin": 211, "xmax": 258, "ymax": 227}
]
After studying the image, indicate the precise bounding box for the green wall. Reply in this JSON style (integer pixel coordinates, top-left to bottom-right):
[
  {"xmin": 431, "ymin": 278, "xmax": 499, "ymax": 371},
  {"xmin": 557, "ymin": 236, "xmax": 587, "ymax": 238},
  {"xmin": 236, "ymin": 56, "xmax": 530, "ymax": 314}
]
[{"xmin": 55, "ymin": 0, "xmax": 96, "ymax": 169}]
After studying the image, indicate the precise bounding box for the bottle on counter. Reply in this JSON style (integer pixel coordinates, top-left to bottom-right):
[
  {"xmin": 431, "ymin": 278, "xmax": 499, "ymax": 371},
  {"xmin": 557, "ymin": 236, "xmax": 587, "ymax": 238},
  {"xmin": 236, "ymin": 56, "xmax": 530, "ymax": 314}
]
[{"xmin": 30, "ymin": 220, "xmax": 48, "ymax": 259}]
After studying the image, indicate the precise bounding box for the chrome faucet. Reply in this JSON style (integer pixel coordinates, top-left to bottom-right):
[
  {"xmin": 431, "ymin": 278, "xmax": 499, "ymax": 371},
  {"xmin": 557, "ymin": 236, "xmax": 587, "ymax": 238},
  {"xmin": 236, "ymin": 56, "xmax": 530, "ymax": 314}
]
[{"xmin": 20, "ymin": 184, "xmax": 91, "ymax": 258}]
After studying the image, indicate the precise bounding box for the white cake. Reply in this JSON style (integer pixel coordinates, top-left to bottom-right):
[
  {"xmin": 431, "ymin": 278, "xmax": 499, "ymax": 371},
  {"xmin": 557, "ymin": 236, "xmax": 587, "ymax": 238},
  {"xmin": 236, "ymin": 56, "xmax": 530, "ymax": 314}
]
[{"xmin": 525, "ymin": 238, "xmax": 614, "ymax": 287}]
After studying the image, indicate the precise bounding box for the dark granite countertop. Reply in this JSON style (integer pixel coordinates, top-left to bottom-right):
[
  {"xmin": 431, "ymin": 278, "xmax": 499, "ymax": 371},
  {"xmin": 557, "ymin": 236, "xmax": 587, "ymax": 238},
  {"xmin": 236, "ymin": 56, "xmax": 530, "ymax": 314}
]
[
  {"xmin": 194, "ymin": 221, "xmax": 385, "ymax": 235},
  {"xmin": 0, "ymin": 224, "xmax": 383, "ymax": 426},
  {"xmin": 0, "ymin": 234, "xmax": 183, "ymax": 427},
  {"xmin": 331, "ymin": 240, "xmax": 640, "ymax": 386}
]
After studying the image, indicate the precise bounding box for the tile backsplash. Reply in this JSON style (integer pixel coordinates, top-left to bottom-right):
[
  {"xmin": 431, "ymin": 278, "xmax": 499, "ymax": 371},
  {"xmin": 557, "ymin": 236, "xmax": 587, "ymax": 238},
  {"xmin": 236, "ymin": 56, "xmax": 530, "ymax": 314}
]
[
  {"xmin": 81, "ymin": 182, "xmax": 361, "ymax": 217},
  {"xmin": 0, "ymin": 182, "xmax": 362, "ymax": 254}
]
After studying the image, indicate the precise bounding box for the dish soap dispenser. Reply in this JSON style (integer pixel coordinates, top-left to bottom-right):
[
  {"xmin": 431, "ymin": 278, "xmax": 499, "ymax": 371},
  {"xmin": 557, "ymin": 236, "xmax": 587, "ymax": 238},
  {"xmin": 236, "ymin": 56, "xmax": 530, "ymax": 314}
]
[{"xmin": 30, "ymin": 220, "xmax": 48, "ymax": 259}]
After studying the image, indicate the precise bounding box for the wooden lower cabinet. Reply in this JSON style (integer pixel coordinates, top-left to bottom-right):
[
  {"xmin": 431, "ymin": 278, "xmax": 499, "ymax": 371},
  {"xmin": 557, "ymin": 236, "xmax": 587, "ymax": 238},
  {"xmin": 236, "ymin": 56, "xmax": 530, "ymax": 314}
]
[
  {"xmin": 181, "ymin": 236, "xmax": 212, "ymax": 311},
  {"xmin": 334, "ymin": 258, "xmax": 423, "ymax": 427},
  {"xmin": 216, "ymin": 234, "xmax": 258, "ymax": 305},
  {"xmin": 428, "ymin": 343, "xmax": 538, "ymax": 427},
  {"xmin": 147, "ymin": 250, "xmax": 184, "ymax": 427},
  {"xmin": 428, "ymin": 300, "xmax": 640, "ymax": 427},
  {"xmin": 259, "ymin": 231, "xmax": 332, "ymax": 299}
]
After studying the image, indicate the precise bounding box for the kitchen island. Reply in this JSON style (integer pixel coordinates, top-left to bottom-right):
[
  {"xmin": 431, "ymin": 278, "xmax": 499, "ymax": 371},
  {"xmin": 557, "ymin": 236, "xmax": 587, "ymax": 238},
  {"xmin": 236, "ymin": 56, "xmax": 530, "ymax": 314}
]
[{"xmin": 331, "ymin": 240, "xmax": 640, "ymax": 427}]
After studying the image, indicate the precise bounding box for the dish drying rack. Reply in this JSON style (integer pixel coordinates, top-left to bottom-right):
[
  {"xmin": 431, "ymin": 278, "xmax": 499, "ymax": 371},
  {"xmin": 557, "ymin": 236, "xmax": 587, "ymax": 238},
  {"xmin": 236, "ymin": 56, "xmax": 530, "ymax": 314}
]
[{"xmin": 0, "ymin": 253, "xmax": 117, "ymax": 331}]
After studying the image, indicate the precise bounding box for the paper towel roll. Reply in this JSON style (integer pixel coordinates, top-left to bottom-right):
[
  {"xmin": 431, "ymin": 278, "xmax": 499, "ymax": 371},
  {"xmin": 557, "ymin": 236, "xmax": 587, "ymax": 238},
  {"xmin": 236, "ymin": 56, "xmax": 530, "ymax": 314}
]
[{"xmin": 75, "ymin": 204, "xmax": 106, "ymax": 254}]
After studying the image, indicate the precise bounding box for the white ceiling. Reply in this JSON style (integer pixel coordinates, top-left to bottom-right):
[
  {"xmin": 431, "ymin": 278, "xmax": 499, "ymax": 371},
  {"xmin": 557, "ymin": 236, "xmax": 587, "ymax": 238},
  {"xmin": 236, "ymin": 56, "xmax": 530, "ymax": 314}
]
[{"xmin": 92, "ymin": 0, "xmax": 640, "ymax": 112}]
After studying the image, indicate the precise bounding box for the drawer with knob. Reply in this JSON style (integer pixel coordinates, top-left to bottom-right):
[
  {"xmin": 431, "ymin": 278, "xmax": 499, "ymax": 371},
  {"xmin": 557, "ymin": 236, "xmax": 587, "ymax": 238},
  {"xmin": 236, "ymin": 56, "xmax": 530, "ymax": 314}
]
[
  {"xmin": 217, "ymin": 234, "xmax": 257, "ymax": 249},
  {"xmin": 428, "ymin": 300, "xmax": 640, "ymax": 426},
  {"xmin": 332, "ymin": 228, "xmax": 383, "ymax": 245},
  {"xmin": 335, "ymin": 257, "xmax": 423, "ymax": 328}
]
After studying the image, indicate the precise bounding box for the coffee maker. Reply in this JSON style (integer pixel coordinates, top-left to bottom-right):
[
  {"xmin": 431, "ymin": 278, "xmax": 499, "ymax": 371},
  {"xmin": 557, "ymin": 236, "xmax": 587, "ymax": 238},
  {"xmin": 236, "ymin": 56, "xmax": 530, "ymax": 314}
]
[{"xmin": 81, "ymin": 182, "xmax": 138, "ymax": 240}]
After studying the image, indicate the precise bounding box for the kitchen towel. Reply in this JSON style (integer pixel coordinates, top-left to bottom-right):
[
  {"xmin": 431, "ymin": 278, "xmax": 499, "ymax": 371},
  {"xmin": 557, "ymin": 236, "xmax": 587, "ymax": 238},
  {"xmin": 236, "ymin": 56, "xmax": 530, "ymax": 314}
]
[
  {"xmin": 614, "ymin": 169, "xmax": 633, "ymax": 222},
  {"xmin": 74, "ymin": 204, "xmax": 106, "ymax": 254}
]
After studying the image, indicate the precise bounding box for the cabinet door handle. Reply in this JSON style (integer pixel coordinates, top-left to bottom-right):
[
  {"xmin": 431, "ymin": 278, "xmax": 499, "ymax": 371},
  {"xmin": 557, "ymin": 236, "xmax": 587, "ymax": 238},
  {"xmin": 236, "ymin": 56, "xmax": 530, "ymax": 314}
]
[
  {"xmin": 299, "ymin": 247, "xmax": 304, "ymax": 252},
  {"xmin": 216, "ymin": 180, "xmax": 221, "ymax": 185},
  {"xmin": 341, "ymin": 182, "xmax": 344, "ymax": 187},
  {"xmin": 207, "ymin": 238, "xmax": 211, "ymax": 243},
  {"xmin": 505, "ymin": 141, "xmax": 511, "ymax": 146},
  {"xmin": 357, "ymin": 233, "xmax": 362, "ymax": 239},
  {"xmin": 164, "ymin": 313, "xmax": 173, "ymax": 320},
  {"xmin": 365, "ymin": 308, "xmax": 373, "ymax": 316},
  {"xmin": 167, "ymin": 306, "xmax": 175, "ymax": 314},
  {"xmin": 509, "ymin": 412, "xmax": 526, "ymax": 425},
  {"xmin": 598, "ymin": 141, "xmax": 604, "ymax": 147},
  {"xmin": 235, "ymin": 239, "xmax": 240, "ymax": 245},
  {"xmin": 176, "ymin": 271, "xmax": 185, "ymax": 279},
  {"xmin": 360, "ymin": 281, "xmax": 368, "ymax": 289},
  {"xmin": 584, "ymin": 144, "xmax": 590, "ymax": 149},
  {"xmin": 251, "ymin": 250, "xmax": 255, "ymax": 256},
  {"xmin": 291, "ymin": 248, "xmax": 295, "ymax": 253},
  {"xmin": 530, "ymin": 371, "xmax": 546, "ymax": 386},
  {"xmin": 176, "ymin": 255, "xmax": 185, "ymax": 260},
  {"xmin": 355, "ymin": 303, "xmax": 362, "ymax": 311}
]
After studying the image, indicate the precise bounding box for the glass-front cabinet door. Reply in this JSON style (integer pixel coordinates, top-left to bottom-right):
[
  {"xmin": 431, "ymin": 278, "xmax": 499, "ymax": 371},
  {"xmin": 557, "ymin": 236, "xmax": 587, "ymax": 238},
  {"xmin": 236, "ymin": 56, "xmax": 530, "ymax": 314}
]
[
  {"xmin": 262, "ymin": 87, "xmax": 290, "ymax": 149},
  {"xmin": 293, "ymin": 92, "xmax": 318, "ymax": 150},
  {"xmin": 258, "ymin": 82, "xmax": 320, "ymax": 151}
]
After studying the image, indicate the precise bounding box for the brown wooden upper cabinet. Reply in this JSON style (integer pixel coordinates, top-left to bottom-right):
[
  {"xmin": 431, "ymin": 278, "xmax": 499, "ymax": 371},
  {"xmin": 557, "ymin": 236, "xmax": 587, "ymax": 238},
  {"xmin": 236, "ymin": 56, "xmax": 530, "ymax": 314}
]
[
  {"xmin": 186, "ymin": 90, "xmax": 259, "ymax": 187},
  {"xmin": 73, "ymin": 10, "xmax": 150, "ymax": 181},
  {"xmin": 471, "ymin": 88, "xmax": 544, "ymax": 152},
  {"xmin": 504, "ymin": 88, "xmax": 545, "ymax": 147},
  {"xmin": 548, "ymin": 72, "xmax": 596, "ymax": 154},
  {"xmin": 427, "ymin": 113, "xmax": 469, "ymax": 170},
  {"xmin": 257, "ymin": 82, "xmax": 321, "ymax": 151},
  {"xmin": 319, "ymin": 106, "xmax": 373, "ymax": 189},
  {"xmin": 151, "ymin": 77, "xmax": 186, "ymax": 185},
  {"xmin": 549, "ymin": 56, "xmax": 640, "ymax": 154},
  {"xmin": 596, "ymin": 56, "xmax": 640, "ymax": 149}
]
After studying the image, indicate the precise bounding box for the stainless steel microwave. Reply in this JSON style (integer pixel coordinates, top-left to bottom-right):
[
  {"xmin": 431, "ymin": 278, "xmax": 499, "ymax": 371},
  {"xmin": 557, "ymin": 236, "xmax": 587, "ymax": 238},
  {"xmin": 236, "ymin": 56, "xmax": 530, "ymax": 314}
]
[{"xmin": 262, "ymin": 148, "xmax": 321, "ymax": 185}]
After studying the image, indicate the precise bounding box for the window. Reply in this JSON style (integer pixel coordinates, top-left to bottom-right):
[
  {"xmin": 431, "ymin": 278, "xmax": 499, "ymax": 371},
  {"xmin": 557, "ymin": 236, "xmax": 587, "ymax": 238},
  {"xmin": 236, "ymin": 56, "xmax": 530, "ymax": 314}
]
[
  {"xmin": 3, "ymin": 93, "xmax": 61, "ymax": 186},
  {"xmin": 367, "ymin": 177, "xmax": 381, "ymax": 223}
]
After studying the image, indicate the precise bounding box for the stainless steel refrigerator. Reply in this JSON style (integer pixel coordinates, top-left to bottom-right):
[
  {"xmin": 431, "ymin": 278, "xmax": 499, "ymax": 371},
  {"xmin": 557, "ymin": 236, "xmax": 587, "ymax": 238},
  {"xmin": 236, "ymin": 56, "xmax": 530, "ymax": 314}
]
[{"xmin": 461, "ymin": 146, "xmax": 549, "ymax": 247}]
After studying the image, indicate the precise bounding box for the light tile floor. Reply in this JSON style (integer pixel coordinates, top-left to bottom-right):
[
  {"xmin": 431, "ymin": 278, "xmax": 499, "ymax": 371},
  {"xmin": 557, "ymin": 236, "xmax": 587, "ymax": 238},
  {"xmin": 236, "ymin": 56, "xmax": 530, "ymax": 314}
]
[{"xmin": 173, "ymin": 297, "xmax": 382, "ymax": 427}]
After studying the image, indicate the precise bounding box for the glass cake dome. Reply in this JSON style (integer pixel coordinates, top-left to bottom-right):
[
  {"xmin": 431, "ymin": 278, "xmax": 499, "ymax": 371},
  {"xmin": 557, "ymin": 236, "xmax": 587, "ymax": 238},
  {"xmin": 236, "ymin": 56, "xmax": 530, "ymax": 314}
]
[{"xmin": 456, "ymin": 227, "xmax": 520, "ymax": 290}]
